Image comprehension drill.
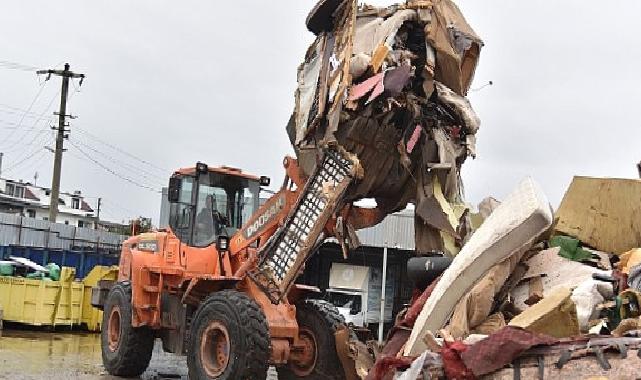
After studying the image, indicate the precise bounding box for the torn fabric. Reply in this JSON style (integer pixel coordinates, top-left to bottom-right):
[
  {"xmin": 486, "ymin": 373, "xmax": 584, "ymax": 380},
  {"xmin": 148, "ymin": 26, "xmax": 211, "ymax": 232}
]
[{"xmin": 460, "ymin": 326, "xmax": 557, "ymax": 377}]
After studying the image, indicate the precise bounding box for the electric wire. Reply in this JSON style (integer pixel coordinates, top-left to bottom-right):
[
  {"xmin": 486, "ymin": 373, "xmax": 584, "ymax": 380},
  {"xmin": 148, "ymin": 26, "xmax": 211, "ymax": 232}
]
[
  {"xmin": 2, "ymin": 129, "xmax": 53, "ymax": 166},
  {"xmin": 1, "ymin": 81, "xmax": 48, "ymax": 145},
  {"xmin": 0, "ymin": 105, "xmax": 49, "ymax": 119},
  {"xmin": 0, "ymin": 60, "xmax": 43, "ymax": 72},
  {"xmin": 71, "ymin": 136, "xmax": 166, "ymax": 186},
  {"xmin": 5, "ymin": 148, "xmax": 50, "ymax": 178},
  {"xmin": 74, "ymin": 126, "xmax": 169, "ymax": 174},
  {"xmin": 59, "ymin": 150, "xmax": 138, "ymax": 223},
  {"xmin": 2, "ymin": 138, "xmax": 53, "ymax": 174},
  {"xmin": 2, "ymin": 89, "xmax": 59, "ymax": 156},
  {"xmin": 0, "ymin": 102, "xmax": 43, "ymax": 115},
  {"xmin": 68, "ymin": 139, "xmax": 161, "ymax": 193}
]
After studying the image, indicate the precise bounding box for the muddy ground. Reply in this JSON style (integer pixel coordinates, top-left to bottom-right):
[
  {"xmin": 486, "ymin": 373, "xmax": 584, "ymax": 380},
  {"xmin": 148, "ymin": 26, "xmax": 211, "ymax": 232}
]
[{"xmin": 0, "ymin": 329, "xmax": 278, "ymax": 379}]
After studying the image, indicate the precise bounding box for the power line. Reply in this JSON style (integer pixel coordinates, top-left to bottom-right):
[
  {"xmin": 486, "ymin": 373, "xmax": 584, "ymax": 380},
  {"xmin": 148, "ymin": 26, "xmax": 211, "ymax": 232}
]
[
  {"xmin": 71, "ymin": 136, "xmax": 166, "ymax": 186},
  {"xmin": 5, "ymin": 148, "xmax": 50, "ymax": 178},
  {"xmin": 68, "ymin": 139, "xmax": 161, "ymax": 193},
  {"xmin": 0, "ymin": 60, "xmax": 43, "ymax": 72},
  {"xmin": 2, "ymin": 123, "xmax": 53, "ymax": 159},
  {"xmin": 0, "ymin": 116, "xmax": 51, "ymax": 126},
  {"xmin": 74, "ymin": 126, "xmax": 169, "ymax": 174},
  {"xmin": 1, "ymin": 81, "xmax": 48, "ymax": 145},
  {"xmin": 0, "ymin": 102, "xmax": 43, "ymax": 114},
  {"xmin": 1, "ymin": 89, "xmax": 59, "ymax": 160},
  {"xmin": 2, "ymin": 130, "xmax": 53, "ymax": 166},
  {"xmin": 2, "ymin": 141, "xmax": 51, "ymax": 174},
  {"xmin": 0, "ymin": 104, "xmax": 48, "ymax": 118},
  {"xmin": 0, "ymin": 121, "xmax": 49, "ymax": 129}
]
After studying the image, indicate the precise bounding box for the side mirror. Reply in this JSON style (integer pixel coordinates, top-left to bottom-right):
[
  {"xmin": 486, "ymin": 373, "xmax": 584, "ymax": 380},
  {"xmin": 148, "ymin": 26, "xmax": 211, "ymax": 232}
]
[
  {"xmin": 168, "ymin": 177, "xmax": 181, "ymax": 203},
  {"xmin": 216, "ymin": 235, "xmax": 229, "ymax": 252},
  {"xmin": 259, "ymin": 176, "xmax": 270, "ymax": 187}
]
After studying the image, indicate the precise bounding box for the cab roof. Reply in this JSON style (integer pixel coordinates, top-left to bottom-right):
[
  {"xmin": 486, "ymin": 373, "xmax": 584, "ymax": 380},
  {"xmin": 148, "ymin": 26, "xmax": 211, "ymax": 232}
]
[{"xmin": 175, "ymin": 165, "xmax": 260, "ymax": 181}]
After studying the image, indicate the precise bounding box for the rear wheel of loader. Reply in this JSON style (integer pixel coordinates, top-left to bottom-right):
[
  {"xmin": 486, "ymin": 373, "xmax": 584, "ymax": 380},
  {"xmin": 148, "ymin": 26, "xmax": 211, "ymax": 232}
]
[
  {"xmin": 187, "ymin": 290, "xmax": 270, "ymax": 379},
  {"xmin": 101, "ymin": 282, "xmax": 155, "ymax": 377},
  {"xmin": 278, "ymin": 299, "xmax": 346, "ymax": 380}
]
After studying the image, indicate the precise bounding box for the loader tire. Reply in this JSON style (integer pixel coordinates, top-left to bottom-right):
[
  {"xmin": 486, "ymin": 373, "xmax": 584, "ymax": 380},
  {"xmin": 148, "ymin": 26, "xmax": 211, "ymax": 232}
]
[
  {"xmin": 101, "ymin": 282, "xmax": 155, "ymax": 377},
  {"xmin": 278, "ymin": 299, "xmax": 346, "ymax": 380},
  {"xmin": 187, "ymin": 290, "xmax": 270, "ymax": 379}
]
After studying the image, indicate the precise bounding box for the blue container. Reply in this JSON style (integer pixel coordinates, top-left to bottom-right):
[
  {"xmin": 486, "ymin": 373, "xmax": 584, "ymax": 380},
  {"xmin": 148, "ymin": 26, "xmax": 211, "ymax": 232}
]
[{"xmin": 0, "ymin": 245, "xmax": 120, "ymax": 278}]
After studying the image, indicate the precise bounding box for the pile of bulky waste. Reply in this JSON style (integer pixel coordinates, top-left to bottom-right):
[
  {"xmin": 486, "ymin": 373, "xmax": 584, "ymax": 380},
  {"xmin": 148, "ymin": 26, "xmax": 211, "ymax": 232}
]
[
  {"xmin": 288, "ymin": 0, "xmax": 482, "ymax": 256},
  {"xmin": 345, "ymin": 175, "xmax": 641, "ymax": 379},
  {"xmin": 287, "ymin": 0, "xmax": 641, "ymax": 378}
]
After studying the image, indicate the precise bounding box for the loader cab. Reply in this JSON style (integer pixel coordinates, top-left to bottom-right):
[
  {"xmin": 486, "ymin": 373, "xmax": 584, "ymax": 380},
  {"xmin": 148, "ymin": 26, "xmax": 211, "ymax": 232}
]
[{"xmin": 167, "ymin": 163, "xmax": 263, "ymax": 247}]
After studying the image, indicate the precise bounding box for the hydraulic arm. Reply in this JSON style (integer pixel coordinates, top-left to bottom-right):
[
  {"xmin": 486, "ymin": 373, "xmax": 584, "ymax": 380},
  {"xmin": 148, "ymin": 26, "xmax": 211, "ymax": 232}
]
[{"xmin": 249, "ymin": 146, "xmax": 361, "ymax": 303}]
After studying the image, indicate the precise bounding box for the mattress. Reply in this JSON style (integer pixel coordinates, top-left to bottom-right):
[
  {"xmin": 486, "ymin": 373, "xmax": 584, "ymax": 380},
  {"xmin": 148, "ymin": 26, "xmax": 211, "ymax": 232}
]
[{"xmin": 404, "ymin": 177, "xmax": 553, "ymax": 356}]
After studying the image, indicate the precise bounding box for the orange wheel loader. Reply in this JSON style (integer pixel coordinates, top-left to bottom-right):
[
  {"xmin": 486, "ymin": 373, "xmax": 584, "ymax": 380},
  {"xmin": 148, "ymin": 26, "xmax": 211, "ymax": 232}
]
[{"xmin": 92, "ymin": 146, "xmax": 385, "ymax": 379}]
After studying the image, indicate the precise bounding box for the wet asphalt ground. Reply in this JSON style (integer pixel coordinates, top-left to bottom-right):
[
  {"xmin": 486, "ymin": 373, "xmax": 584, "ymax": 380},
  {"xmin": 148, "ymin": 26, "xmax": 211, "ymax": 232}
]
[{"xmin": 0, "ymin": 329, "xmax": 278, "ymax": 380}]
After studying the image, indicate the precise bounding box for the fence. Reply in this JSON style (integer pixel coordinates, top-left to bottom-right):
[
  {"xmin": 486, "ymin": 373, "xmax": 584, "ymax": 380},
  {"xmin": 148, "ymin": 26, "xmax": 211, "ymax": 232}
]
[
  {"xmin": 0, "ymin": 212, "xmax": 127, "ymax": 278},
  {"xmin": 0, "ymin": 212, "xmax": 126, "ymax": 250}
]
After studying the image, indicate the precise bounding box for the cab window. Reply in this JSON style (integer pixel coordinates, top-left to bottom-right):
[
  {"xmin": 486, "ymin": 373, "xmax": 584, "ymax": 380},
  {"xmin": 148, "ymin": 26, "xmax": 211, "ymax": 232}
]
[
  {"xmin": 169, "ymin": 176, "xmax": 194, "ymax": 244},
  {"xmin": 192, "ymin": 172, "xmax": 259, "ymax": 247}
]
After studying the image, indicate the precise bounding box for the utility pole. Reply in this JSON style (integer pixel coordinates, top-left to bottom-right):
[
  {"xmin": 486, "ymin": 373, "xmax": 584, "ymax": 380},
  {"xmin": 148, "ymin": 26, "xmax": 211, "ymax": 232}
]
[
  {"xmin": 95, "ymin": 197, "xmax": 102, "ymax": 229},
  {"xmin": 37, "ymin": 63, "xmax": 85, "ymax": 222}
]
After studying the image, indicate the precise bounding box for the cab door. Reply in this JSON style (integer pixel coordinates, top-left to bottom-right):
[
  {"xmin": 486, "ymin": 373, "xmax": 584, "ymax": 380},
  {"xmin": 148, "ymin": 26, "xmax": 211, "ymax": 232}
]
[{"xmin": 168, "ymin": 175, "xmax": 196, "ymax": 267}]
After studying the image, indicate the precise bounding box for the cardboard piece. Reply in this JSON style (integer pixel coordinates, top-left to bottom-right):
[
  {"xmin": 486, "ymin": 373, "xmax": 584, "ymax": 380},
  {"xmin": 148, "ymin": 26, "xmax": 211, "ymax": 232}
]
[
  {"xmin": 555, "ymin": 176, "xmax": 641, "ymax": 254},
  {"xmin": 509, "ymin": 287, "xmax": 580, "ymax": 338}
]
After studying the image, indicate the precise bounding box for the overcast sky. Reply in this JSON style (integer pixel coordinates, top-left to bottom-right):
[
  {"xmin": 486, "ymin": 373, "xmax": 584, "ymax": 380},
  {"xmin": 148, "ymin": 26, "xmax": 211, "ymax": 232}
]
[{"xmin": 1, "ymin": 1, "xmax": 640, "ymax": 224}]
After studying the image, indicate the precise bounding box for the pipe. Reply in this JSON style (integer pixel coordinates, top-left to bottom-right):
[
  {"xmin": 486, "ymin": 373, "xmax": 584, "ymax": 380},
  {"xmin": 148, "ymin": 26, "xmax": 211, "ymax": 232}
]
[{"xmin": 378, "ymin": 245, "xmax": 388, "ymax": 344}]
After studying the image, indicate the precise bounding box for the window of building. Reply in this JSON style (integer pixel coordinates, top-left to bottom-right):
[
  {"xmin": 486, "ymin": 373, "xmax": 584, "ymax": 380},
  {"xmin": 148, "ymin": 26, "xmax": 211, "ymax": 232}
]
[
  {"xmin": 64, "ymin": 220, "xmax": 69, "ymax": 225},
  {"xmin": 71, "ymin": 197, "xmax": 80, "ymax": 209},
  {"xmin": 5, "ymin": 183, "xmax": 25, "ymax": 198},
  {"xmin": 78, "ymin": 220, "xmax": 84, "ymax": 228},
  {"xmin": 43, "ymin": 217, "xmax": 48, "ymax": 221},
  {"xmin": 26, "ymin": 209, "xmax": 36, "ymax": 218}
]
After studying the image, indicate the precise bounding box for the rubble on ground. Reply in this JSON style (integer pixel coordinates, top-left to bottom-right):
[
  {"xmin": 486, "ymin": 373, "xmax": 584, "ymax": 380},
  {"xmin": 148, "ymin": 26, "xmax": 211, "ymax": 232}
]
[
  {"xmin": 289, "ymin": 1, "xmax": 641, "ymax": 378},
  {"xmin": 347, "ymin": 175, "xmax": 641, "ymax": 379}
]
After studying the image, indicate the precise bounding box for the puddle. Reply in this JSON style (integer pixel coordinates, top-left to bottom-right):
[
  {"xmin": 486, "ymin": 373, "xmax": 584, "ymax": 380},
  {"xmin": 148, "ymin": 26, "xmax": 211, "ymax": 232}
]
[
  {"xmin": 0, "ymin": 329, "xmax": 280, "ymax": 379},
  {"xmin": 0, "ymin": 330, "xmax": 187, "ymax": 380}
]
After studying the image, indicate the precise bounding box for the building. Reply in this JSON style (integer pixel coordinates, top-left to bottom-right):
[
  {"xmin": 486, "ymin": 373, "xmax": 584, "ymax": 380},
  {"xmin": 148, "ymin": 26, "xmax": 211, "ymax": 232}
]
[
  {"xmin": 298, "ymin": 210, "xmax": 416, "ymax": 326},
  {"xmin": 0, "ymin": 177, "xmax": 98, "ymax": 228}
]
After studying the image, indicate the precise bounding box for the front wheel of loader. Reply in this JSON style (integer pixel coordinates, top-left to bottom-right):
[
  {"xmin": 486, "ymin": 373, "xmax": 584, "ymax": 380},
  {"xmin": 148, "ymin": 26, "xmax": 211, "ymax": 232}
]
[
  {"xmin": 101, "ymin": 282, "xmax": 155, "ymax": 377},
  {"xmin": 187, "ymin": 290, "xmax": 271, "ymax": 379},
  {"xmin": 278, "ymin": 299, "xmax": 347, "ymax": 380}
]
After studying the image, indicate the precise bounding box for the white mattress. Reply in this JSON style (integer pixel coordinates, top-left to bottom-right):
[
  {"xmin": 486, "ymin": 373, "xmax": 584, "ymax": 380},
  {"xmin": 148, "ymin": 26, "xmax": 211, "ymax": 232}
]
[{"xmin": 404, "ymin": 177, "xmax": 553, "ymax": 356}]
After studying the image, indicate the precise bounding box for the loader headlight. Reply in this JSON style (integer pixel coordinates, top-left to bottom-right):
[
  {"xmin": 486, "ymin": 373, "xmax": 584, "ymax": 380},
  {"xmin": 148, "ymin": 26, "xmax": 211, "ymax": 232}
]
[
  {"xmin": 196, "ymin": 162, "xmax": 208, "ymax": 173},
  {"xmin": 217, "ymin": 235, "xmax": 229, "ymax": 251}
]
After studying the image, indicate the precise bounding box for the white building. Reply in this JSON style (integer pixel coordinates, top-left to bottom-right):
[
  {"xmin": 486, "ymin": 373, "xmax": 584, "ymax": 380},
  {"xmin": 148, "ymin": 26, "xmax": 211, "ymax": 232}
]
[{"xmin": 0, "ymin": 177, "xmax": 98, "ymax": 228}]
